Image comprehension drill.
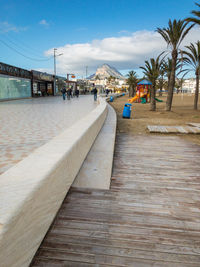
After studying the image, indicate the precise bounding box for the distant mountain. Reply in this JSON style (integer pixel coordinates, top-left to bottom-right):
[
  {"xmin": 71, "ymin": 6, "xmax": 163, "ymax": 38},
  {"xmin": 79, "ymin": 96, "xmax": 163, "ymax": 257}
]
[{"xmin": 88, "ymin": 64, "xmax": 125, "ymax": 80}]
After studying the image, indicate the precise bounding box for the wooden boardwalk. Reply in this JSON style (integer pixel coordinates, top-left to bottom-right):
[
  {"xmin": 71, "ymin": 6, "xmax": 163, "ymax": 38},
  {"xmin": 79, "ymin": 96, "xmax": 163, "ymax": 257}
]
[
  {"xmin": 147, "ymin": 125, "xmax": 200, "ymax": 134},
  {"xmin": 31, "ymin": 134, "xmax": 200, "ymax": 267}
]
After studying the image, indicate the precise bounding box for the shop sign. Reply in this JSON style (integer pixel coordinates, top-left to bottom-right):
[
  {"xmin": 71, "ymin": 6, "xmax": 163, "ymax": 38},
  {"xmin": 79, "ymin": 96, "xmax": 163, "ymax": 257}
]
[
  {"xmin": 32, "ymin": 70, "xmax": 54, "ymax": 82},
  {"xmin": 0, "ymin": 62, "xmax": 31, "ymax": 79}
]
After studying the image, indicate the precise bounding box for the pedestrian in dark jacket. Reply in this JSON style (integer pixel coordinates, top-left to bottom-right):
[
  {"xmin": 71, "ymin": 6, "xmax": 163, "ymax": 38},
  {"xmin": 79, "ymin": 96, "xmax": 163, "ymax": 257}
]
[
  {"xmin": 61, "ymin": 88, "xmax": 66, "ymax": 100},
  {"xmin": 93, "ymin": 87, "xmax": 98, "ymax": 101},
  {"xmin": 105, "ymin": 89, "xmax": 109, "ymax": 97},
  {"xmin": 70, "ymin": 86, "xmax": 73, "ymax": 98},
  {"xmin": 75, "ymin": 88, "xmax": 79, "ymax": 97},
  {"xmin": 67, "ymin": 88, "xmax": 72, "ymax": 100}
]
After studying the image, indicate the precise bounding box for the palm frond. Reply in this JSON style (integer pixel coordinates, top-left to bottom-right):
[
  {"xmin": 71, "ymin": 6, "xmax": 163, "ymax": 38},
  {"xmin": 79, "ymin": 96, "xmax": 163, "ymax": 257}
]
[
  {"xmin": 157, "ymin": 19, "xmax": 193, "ymax": 51},
  {"xmin": 185, "ymin": 2, "xmax": 200, "ymax": 24},
  {"xmin": 182, "ymin": 41, "xmax": 200, "ymax": 72},
  {"xmin": 178, "ymin": 23, "xmax": 194, "ymax": 46}
]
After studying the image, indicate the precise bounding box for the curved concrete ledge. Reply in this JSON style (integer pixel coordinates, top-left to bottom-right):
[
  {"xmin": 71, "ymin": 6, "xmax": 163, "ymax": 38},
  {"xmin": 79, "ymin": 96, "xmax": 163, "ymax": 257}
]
[
  {"xmin": 73, "ymin": 103, "xmax": 116, "ymax": 189},
  {"xmin": 0, "ymin": 97, "xmax": 107, "ymax": 267}
]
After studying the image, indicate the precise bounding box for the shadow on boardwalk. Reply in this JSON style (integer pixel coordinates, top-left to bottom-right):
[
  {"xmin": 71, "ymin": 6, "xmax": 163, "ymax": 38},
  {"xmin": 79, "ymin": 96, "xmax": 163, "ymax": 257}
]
[{"xmin": 31, "ymin": 134, "xmax": 200, "ymax": 267}]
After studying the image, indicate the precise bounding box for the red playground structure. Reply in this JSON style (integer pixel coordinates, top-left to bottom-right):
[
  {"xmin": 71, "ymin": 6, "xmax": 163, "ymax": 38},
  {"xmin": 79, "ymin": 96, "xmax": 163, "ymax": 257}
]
[{"xmin": 128, "ymin": 79, "xmax": 152, "ymax": 104}]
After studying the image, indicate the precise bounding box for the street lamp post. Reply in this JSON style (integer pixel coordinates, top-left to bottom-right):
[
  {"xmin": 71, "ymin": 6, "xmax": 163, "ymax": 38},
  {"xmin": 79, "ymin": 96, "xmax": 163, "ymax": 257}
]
[
  {"xmin": 86, "ymin": 66, "xmax": 88, "ymax": 79},
  {"xmin": 85, "ymin": 66, "xmax": 88, "ymax": 92},
  {"xmin": 53, "ymin": 48, "xmax": 63, "ymax": 95}
]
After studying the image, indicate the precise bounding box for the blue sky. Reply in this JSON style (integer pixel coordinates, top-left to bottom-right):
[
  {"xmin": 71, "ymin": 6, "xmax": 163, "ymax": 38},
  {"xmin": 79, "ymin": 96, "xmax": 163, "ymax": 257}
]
[{"xmin": 0, "ymin": 0, "xmax": 198, "ymax": 78}]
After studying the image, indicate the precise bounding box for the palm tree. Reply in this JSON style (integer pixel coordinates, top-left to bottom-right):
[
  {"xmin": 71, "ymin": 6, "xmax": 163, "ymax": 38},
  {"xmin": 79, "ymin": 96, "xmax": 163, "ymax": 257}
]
[
  {"xmin": 157, "ymin": 19, "xmax": 194, "ymax": 111},
  {"xmin": 162, "ymin": 58, "xmax": 183, "ymax": 90},
  {"xmin": 162, "ymin": 58, "xmax": 174, "ymax": 90},
  {"xmin": 107, "ymin": 75, "xmax": 115, "ymax": 83},
  {"xmin": 182, "ymin": 41, "xmax": 200, "ymax": 109},
  {"xmin": 140, "ymin": 54, "xmax": 164, "ymax": 111},
  {"xmin": 126, "ymin": 71, "xmax": 138, "ymax": 97},
  {"xmin": 176, "ymin": 71, "xmax": 189, "ymax": 94},
  {"xmin": 186, "ymin": 2, "xmax": 200, "ymax": 24},
  {"xmin": 158, "ymin": 63, "xmax": 165, "ymax": 96},
  {"xmin": 107, "ymin": 75, "xmax": 117, "ymax": 92}
]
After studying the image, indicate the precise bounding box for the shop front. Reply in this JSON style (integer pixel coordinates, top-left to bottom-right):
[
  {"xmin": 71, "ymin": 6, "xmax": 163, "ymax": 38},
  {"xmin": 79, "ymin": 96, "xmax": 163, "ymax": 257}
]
[
  {"xmin": 0, "ymin": 62, "xmax": 32, "ymax": 100},
  {"xmin": 32, "ymin": 70, "xmax": 54, "ymax": 96}
]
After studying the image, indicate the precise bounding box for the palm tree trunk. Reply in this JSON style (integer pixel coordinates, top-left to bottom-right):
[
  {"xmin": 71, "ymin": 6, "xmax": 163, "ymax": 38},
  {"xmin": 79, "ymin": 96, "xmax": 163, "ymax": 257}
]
[
  {"xmin": 150, "ymin": 83, "xmax": 156, "ymax": 111},
  {"xmin": 167, "ymin": 74, "xmax": 170, "ymax": 90},
  {"xmin": 166, "ymin": 50, "xmax": 177, "ymax": 111},
  {"xmin": 129, "ymin": 85, "xmax": 133, "ymax": 97},
  {"xmin": 194, "ymin": 72, "xmax": 199, "ymax": 110},
  {"xmin": 159, "ymin": 78, "xmax": 163, "ymax": 96},
  {"xmin": 132, "ymin": 86, "xmax": 136, "ymax": 97},
  {"xmin": 159, "ymin": 87, "xmax": 162, "ymax": 96}
]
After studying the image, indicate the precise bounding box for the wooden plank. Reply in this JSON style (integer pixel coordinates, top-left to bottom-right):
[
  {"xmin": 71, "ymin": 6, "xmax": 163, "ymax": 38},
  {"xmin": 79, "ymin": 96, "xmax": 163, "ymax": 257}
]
[
  {"xmin": 34, "ymin": 248, "xmax": 200, "ymax": 266},
  {"xmin": 165, "ymin": 126, "xmax": 178, "ymax": 133},
  {"xmin": 147, "ymin": 125, "xmax": 157, "ymax": 132},
  {"xmin": 31, "ymin": 258, "xmax": 100, "ymax": 267},
  {"xmin": 157, "ymin": 126, "xmax": 167, "ymax": 133},
  {"xmin": 187, "ymin": 123, "xmax": 200, "ymax": 128},
  {"xmin": 147, "ymin": 125, "xmax": 200, "ymax": 134},
  {"xmin": 44, "ymin": 234, "xmax": 200, "ymax": 255},
  {"xmin": 187, "ymin": 126, "xmax": 200, "ymax": 134},
  {"xmin": 175, "ymin": 126, "xmax": 188, "ymax": 133},
  {"xmin": 38, "ymin": 242, "xmax": 200, "ymax": 263}
]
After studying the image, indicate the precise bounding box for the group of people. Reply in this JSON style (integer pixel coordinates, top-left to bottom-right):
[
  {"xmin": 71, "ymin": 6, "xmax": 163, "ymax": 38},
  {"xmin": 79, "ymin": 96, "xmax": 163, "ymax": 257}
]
[
  {"xmin": 61, "ymin": 87, "xmax": 79, "ymax": 100},
  {"xmin": 61, "ymin": 87, "xmax": 98, "ymax": 101},
  {"xmin": 105, "ymin": 88, "xmax": 112, "ymax": 97}
]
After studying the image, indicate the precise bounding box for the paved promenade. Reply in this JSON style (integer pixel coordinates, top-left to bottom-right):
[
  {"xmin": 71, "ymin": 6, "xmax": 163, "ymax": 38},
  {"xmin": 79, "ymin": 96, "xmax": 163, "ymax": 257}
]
[{"xmin": 0, "ymin": 96, "xmax": 97, "ymax": 175}]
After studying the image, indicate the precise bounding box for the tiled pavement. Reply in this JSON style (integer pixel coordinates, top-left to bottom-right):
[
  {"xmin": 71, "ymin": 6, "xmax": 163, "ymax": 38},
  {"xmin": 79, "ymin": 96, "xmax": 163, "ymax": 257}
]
[{"xmin": 0, "ymin": 96, "xmax": 97, "ymax": 175}]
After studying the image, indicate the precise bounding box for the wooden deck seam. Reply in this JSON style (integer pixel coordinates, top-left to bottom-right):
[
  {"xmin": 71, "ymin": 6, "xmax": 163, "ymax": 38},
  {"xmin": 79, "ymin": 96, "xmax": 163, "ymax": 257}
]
[{"xmin": 40, "ymin": 241, "xmax": 200, "ymax": 257}]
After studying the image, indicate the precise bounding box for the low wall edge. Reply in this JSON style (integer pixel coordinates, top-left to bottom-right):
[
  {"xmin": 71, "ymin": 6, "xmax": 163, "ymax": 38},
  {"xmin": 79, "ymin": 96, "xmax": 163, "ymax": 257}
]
[{"xmin": 0, "ymin": 97, "xmax": 107, "ymax": 267}]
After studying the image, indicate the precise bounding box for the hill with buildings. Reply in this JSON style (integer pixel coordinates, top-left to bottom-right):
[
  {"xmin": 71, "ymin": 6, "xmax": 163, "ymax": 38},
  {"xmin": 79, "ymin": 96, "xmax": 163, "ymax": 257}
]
[{"xmin": 88, "ymin": 64, "xmax": 125, "ymax": 80}]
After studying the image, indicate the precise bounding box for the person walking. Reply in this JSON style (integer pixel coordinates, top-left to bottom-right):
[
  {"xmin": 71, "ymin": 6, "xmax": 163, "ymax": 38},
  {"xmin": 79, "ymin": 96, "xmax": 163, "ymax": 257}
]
[
  {"xmin": 67, "ymin": 88, "xmax": 71, "ymax": 100},
  {"xmin": 93, "ymin": 87, "xmax": 98, "ymax": 101},
  {"xmin": 70, "ymin": 86, "xmax": 73, "ymax": 98},
  {"xmin": 75, "ymin": 88, "xmax": 79, "ymax": 97},
  {"xmin": 105, "ymin": 88, "xmax": 109, "ymax": 97},
  {"xmin": 61, "ymin": 87, "xmax": 66, "ymax": 100}
]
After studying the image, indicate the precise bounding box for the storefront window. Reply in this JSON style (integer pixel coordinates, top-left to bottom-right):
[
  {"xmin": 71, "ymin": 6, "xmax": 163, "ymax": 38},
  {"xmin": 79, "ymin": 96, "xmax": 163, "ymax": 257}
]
[{"xmin": 0, "ymin": 74, "xmax": 31, "ymax": 100}]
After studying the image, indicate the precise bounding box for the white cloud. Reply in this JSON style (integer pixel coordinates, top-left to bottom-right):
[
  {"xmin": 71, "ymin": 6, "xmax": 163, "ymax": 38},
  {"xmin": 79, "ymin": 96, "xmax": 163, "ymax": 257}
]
[
  {"xmin": 45, "ymin": 27, "xmax": 200, "ymax": 76},
  {"xmin": 39, "ymin": 19, "xmax": 49, "ymax": 27},
  {"xmin": 0, "ymin": 21, "xmax": 27, "ymax": 33}
]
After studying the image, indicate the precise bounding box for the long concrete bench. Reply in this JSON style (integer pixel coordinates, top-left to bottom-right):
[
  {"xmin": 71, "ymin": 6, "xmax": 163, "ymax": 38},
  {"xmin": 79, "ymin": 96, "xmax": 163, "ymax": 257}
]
[{"xmin": 0, "ymin": 97, "xmax": 107, "ymax": 267}]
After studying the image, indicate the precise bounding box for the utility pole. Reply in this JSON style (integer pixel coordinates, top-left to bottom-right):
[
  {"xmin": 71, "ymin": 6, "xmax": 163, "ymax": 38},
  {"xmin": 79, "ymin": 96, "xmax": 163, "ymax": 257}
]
[
  {"xmin": 86, "ymin": 66, "xmax": 88, "ymax": 79},
  {"xmin": 53, "ymin": 48, "xmax": 63, "ymax": 95},
  {"xmin": 53, "ymin": 48, "xmax": 57, "ymax": 96}
]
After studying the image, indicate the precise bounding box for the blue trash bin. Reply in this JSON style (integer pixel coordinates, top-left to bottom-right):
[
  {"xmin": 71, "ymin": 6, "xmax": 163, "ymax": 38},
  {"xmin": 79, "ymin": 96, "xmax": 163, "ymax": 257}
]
[
  {"xmin": 110, "ymin": 96, "xmax": 114, "ymax": 102},
  {"xmin": 122, "ymin": 103, "xmax": 132, "ymax": 118}
]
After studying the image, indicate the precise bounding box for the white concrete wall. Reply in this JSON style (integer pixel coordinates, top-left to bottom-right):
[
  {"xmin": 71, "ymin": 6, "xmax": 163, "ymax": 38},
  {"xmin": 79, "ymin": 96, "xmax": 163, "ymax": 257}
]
[{"xmin": 0, "ymin": 97, "xmax": 107, "ymax": 267}]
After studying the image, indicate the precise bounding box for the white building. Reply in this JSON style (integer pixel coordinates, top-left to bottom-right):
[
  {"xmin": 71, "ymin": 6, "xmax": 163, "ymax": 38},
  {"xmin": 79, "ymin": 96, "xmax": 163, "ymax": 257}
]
[
  {"xmin": 91, "ymin": 77, "xmax": 126, "ymax": 89},
  {"xmin": 182, "ymin": 78, "xmax": 197, "ymax": 93}
]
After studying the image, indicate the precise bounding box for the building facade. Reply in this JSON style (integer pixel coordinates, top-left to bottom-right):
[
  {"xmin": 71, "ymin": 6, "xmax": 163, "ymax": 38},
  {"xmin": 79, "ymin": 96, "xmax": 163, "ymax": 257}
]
[
  {"xmin": 182, "ymin": 78, "xmax": 197, "ymax": 93},
  {"xmin": 0, "ymin": 62, "xmax": 32, "ymax": 100},
  {"xmin": 32, "ymin": 70, "xmax": 54, "ymax": 97},
  {"xmin": 0, "ymin": 62, "xmax": 72, "ymax": 100}
]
